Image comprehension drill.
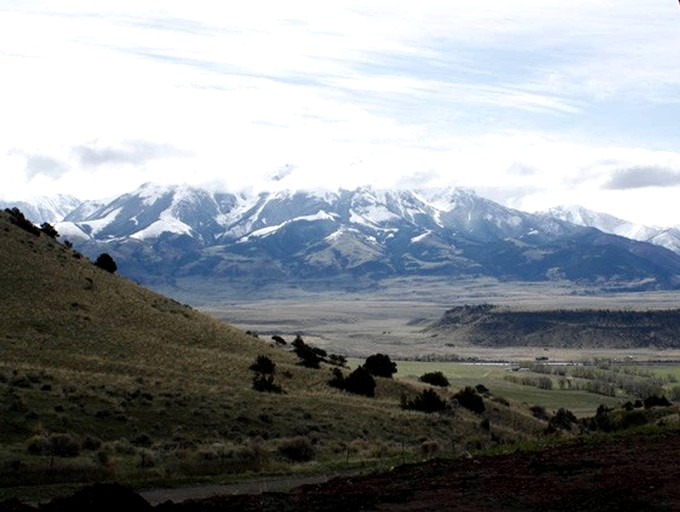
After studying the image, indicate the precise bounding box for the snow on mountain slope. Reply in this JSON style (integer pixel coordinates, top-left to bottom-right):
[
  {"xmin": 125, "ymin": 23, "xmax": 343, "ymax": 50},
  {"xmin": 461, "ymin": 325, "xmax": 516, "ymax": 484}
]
[
  {"xmin": 239, "ymin": 210, "xmax": 338, "ymax": 241},
  {"xmin": 5, "ymin": 183, "xmax": 680, "ymax": 288},
  {"xmin": 0, "ymin": 195, "xmax": 81, "ymax": 224},
  {"xmin": 547, "ymin": 205, "xmax": 680, "ymax": 254}
]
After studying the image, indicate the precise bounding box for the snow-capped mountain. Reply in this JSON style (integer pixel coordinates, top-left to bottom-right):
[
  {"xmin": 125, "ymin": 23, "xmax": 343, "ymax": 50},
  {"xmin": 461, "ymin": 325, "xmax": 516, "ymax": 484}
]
[
  {"xmin": 6, "ymin": 183, "xmax": 680, "ymax": 290},
  {"xmin": 0, "ymin": 195, "xmax": 82, "ymax": 225},
  {"xmin": 548, "ymin": 205, "xmax": 680, "ymax": 255}
]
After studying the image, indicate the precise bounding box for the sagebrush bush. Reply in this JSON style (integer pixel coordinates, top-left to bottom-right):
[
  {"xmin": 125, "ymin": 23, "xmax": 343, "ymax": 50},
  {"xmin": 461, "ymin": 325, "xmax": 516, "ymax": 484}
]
[
  {"xmin": 250, "ymin": 355, "xmax": 275, "ymax": 375},
  {"xmin": 454, "ymin": 387, "xmax": 485, "ymax": 414},
  {"xmin": 546, "ymin": 408, "xmax": 577, "ymax": 432},
  {"xmin": 364, "ymin": 353, "xmax": 397, "ymax": 378},
  {"xmin": 94, "ymin": 253, "xmax": 117, "ymax": 273},
  {"xmin": 419, "ymin": 371, "xmax": 450, "ymax": 387},
  {"xmin": 328, "ymin": 366, "xmax": 376, "ymax": 397},
  {"xmin": 530, "ymin": 405, "xmax": 549, "ymax": 421},
  {"xmin": 401, "ymin": 388, "xmax": 448, "ymax": 413},
  {"xmin": 27, "ymin": 433, "xmax": 81, "ymax": 457},
  {"xmin": 277, "ymin": 436, "xmax": 316, "ymax": 462}
]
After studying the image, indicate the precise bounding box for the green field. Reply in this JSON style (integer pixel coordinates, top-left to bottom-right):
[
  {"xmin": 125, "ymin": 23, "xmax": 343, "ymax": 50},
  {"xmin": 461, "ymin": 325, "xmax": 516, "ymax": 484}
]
[{"xmin": 347, "ymin": 360, "xmax": 643, "ymax": 417}]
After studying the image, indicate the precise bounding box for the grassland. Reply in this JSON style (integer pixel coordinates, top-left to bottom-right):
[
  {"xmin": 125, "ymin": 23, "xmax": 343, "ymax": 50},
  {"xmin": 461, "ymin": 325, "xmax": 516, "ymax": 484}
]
[
  {"xmin": 4, "ymin": 208, "xmax": 680, "ymax": 506},
  {"xmin": 0, "ymin": 210, "xmax": 552, "ymax": 502}
]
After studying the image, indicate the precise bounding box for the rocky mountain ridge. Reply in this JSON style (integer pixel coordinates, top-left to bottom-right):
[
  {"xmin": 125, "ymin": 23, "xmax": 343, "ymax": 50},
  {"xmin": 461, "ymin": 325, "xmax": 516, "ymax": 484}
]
[{"xmin": 3, "ymin": 184, "xmax": 680, "ymax": 290}]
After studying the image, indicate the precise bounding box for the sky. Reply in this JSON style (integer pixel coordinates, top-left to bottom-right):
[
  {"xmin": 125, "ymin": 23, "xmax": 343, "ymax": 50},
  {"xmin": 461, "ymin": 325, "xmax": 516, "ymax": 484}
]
[{"xmin": 2, "ymin": 1, "xmax": 680, "ymax": 226}]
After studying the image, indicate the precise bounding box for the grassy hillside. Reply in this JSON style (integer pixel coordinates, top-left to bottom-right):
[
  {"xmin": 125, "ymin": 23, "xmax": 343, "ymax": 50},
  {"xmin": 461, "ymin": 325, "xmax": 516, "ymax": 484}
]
[{"xmin": 0, "ymin": 209, "xmax": 550, "ymax": 500}]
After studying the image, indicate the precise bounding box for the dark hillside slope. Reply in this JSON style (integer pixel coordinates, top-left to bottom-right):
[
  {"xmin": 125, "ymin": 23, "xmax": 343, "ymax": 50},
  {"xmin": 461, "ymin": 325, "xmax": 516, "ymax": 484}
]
[{"xmin": 431, "ymin": 304, "xmax": 680, "ymax": 348}]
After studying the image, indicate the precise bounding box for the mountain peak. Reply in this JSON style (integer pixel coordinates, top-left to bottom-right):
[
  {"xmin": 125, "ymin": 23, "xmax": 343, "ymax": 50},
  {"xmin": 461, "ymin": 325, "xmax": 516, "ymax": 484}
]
[{"xmin": 7, "ymin": 183, "xmax": 680, "ymax": 290}]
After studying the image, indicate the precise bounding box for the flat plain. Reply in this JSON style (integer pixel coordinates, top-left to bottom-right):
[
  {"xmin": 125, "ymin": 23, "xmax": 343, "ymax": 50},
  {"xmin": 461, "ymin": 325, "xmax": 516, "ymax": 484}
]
[{"xmin": 201, "ymin": 277, "xmax": 680, "ymax": 362}]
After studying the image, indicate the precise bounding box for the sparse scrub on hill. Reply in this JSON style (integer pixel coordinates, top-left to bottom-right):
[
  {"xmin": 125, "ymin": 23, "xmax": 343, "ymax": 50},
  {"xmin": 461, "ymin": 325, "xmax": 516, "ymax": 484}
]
[
  {"xmin": 546, "ymin": 408, "xmax": 577, "ymax": 433},
  {"xmin": 4, "ymin": 207, "xmax": 40, "ymax": 236},
  {"xmin": 290, "ymin": 335, "xmax": 346, "ymax": 368},
  {"xmin": 292, "ymin": 336, "xmax": 324, "ymax": 368},
  {"xmin": 419, "ymin": 371, "xmax": 450, "ymax": 387},
  {"xmin": 453, "ymin": 387, "xmax": 485, "ymax": 414},
  {"xmin": 328, "ymin": 366, "xmax": 376, "ymax": 397},
  {"xmin": 644, "ymin": 394, "xmax": 671, "ymax": 408},
  {"xmin": 581, "ymin": 400, "xmax": 676, "ymax": 434},
  {"xmin": 0, "ymin": 209, "xmax": 579, "ymax": 498},
  {"xmin": 26, "ymin": 433, "xmax": 81, "ymax": 458},
  {"xmin": 277, "ymin": 436, "xmax": 316, "ymax": 462},
  {"xmin": 401, "ymin": 388, "xmax": 449, "ymax": 413},
  {"xmin": 250, "ymin": 355, "xmax": 283, "ymax": 393},
  {"xmin": 39, "ymin": 222, "xmax": 59, "ymax": 239},
  {"xmin": 530, "ymin": 405, "xmax": 550, "ymax": 421}
]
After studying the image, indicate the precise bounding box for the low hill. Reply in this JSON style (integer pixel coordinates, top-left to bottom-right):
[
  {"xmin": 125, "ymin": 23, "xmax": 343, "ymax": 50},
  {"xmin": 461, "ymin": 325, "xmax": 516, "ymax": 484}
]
[
  {"xmin": 0, "ymin": 209, "xmax": 545, "ymax": 498},
  {"xmin": 430, "ymin": 304, "xmax": 680, "ymax": 349}
]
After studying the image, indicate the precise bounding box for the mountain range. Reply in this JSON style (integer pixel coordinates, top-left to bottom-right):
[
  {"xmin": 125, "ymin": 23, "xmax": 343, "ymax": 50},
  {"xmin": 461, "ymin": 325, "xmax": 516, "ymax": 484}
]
[{"xmin": 3, "ymin": 183, "xmax": 680, "ymax": 291}]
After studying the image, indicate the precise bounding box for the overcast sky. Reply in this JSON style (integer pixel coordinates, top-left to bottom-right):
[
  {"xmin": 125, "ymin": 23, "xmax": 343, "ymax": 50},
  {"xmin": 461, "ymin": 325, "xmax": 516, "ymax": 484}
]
[{"xmin": 2, "ymin": 1, "xmax": 680, "ymax": 226}]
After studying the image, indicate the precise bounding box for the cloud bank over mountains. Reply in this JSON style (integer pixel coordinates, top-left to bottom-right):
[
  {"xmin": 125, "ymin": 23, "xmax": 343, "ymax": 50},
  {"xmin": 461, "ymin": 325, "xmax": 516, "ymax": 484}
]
[{"xmin": 2, "ymin": 1, "xmax": 680, "ymax": 226}]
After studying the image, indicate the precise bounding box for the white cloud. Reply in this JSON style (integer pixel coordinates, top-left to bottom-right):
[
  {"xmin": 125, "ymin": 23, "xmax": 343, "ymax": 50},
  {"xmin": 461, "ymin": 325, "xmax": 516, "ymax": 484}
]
[{"xmin": 1, "ymin": 1, "xmax": 680, "ymax": 226}]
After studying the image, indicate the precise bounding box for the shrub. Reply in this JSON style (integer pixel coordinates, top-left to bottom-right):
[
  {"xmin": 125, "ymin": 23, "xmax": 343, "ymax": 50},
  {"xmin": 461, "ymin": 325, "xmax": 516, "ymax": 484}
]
[
  {"xmin": 292, "ymin": 336, "xmax": 322, "ymax": 368},
  {"xmin": 584, "ymin": 405, "xmax": 615, "ymax": 432},
  {"xmin": 271, "ymin": 335, "xmax": 287, "ymax": 346},
  {"xmin": 643, "ymin": 395, "xmax": 671, "ymax": 408},
  {"xmin": 27, "ymin": 433, "xmax": 81, "ymax": 457},
  {"xmin": 453, "ymin": 387, "xmax": 485, "ymax": 414},
  {"xmin": 5, "ymin": 208, "xmax": 40, "ymax": 236},
  {"xmin": 328, "ymin": 354, "xmax": 347, "ymax": 367},
  {"xmin": 252, "ymin": 374, "xmax": 283, "ymax": 393},
  {"xmin": 530, "ymin": 405, "xmax": 549, "ymax": 421},
  {"xmin": 40, "ymin": 222, "xmax": 59, "ymax": 239},
  {"xmin": 329, "ymin": 366, "xmax": 376, "ymax": 397},
  {"xmin": 475, "ymin": 384, "xmax": 490, "ymax": 394},
  {"xmin": 547, "ymin": 408, "xmax": 577, "ymax": 432},
  {"xmin": 364, "ymin": 353, "xmax": 397, "ymax": 378},
  {"xmin": 401, "ymin": 388, "xmax": 448, "ymax": 413},
  {"xmin": 94, "ymin": 253, "xmax": 117, "ymax": 273},
  {"xmin": 250, "ymin": 355, "xmax": 283, "ymax": 393},
  {"xmin": 277, "ymin": 437, "xmax": 315, "ymax": 462},
  {"xmin": 419, "ymin": 371, "xmax": 450, "ymax": 387},
  {"xmin": 250, "ymin": 355, "xmax": 276, "ymax": 375},
  {"xmin": 618, "ymin": 410, "xmax": 648, "ymax": 430},
  {"xmin": 328, "ymin": 368, "xmax": 345, "ymax": 390},
  {"xmin": 132, "ymin": 433, "xmax": 154, "ymax": 448}
]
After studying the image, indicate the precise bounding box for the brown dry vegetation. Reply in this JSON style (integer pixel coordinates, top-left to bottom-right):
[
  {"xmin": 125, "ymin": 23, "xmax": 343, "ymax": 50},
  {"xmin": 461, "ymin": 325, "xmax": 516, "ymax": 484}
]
[{"xmin": 0, "ymin": 210, "xmax": 549, "ymax": 502}]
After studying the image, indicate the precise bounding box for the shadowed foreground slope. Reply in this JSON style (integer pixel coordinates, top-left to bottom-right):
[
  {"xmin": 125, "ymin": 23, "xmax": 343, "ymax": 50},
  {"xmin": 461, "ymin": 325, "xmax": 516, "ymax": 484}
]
[{"xmin": 9, "ymin": 430, "xmax": 680, "ymax": 511}]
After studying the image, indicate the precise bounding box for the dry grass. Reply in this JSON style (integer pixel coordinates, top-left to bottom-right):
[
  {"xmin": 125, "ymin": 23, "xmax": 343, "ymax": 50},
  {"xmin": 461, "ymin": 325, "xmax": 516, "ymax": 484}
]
[{"xmin": 0, "ymin": 211, "xmax": 550, "ymax": 501}]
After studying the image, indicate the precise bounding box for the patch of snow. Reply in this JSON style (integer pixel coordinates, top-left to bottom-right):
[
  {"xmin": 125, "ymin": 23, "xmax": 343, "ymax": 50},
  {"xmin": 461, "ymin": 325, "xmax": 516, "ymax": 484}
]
[
  {"xmin": 130, "ymin": 208, "xmax": 193, "ymax": 240},
  {"xmin": 83, "ymin": 207, "xmax": 122, "ymax": 236},
  {"xmin": 136, "ymin": 183, "xmax": 174, "ymax": 206},
  {"xmin": 410, "ymin": 231, "xmax": 432, "ymax": 243},
  {"xmin": 239, "ymin": 211, "xmax": 337, "ymax": 242},
  {"xmin": 54, "ymin": 221, "xmax": 91, "ymax": 240}
]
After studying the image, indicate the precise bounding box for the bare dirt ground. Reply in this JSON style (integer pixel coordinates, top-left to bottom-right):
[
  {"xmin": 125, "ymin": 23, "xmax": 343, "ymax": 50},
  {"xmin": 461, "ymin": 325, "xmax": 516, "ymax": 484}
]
[{"xmin": 13, "ymin": 430, "xmax": 680, "ymax": 511}]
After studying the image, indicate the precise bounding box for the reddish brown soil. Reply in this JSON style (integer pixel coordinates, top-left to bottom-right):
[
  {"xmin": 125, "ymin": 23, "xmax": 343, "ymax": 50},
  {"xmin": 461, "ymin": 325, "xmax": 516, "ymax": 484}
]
[{"xmin": 5, "ymin": 431, "xmax": 680, "ymax": 512}]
